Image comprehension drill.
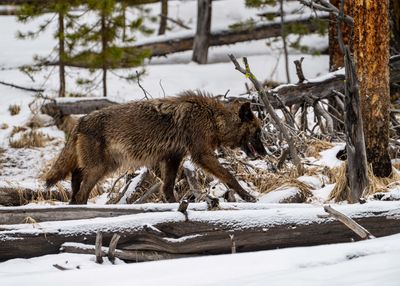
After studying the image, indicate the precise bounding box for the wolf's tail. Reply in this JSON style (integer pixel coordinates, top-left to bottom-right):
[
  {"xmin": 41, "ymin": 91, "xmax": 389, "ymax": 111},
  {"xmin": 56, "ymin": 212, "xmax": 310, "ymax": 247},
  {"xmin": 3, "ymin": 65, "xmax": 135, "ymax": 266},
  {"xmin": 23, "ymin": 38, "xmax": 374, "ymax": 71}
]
[{"xmin": 45, "ymin": 129, "xmax": 78, "ymax": 188}]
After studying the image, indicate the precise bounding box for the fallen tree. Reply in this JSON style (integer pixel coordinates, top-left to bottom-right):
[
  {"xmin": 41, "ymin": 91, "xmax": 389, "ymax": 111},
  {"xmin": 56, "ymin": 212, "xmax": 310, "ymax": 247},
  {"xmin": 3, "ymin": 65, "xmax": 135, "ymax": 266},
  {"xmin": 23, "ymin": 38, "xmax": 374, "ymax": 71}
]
[
  {"xmin": 48, "ymin": 16, "xmax": 328, "ymax": 68},
  {"xmin": 40, "ymin": 73, "xmax": 345, "ymax": 117},
  {"xmin": 1, "ymin": 202, "xmax": 399, "ymax": 261}
]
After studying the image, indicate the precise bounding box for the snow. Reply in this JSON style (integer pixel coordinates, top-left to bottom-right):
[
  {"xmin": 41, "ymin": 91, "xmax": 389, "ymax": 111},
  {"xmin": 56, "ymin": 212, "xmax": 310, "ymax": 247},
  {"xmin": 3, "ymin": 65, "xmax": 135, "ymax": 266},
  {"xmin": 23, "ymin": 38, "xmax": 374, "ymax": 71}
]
[
  {"xmin": 1, "ymin": 233, "xmax": 400, "ymax": 286},
  {"xmin": 0, "ymin": 1, "xmax": 399, "ymax": 284}
]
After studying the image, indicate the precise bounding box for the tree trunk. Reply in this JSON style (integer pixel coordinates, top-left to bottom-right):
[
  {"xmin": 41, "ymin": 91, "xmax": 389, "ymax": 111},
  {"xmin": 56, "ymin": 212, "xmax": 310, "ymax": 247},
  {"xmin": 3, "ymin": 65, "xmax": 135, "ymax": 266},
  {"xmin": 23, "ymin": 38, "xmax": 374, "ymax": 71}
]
[
  {"xmin": 58, "ymin": 11, "xmax": 66, "ymax": 97},
  {"xmin": 280, "ymin": 0, "xmax": 290, "ymax": 83},
  {"xmin": 101, "ymin": 12, "xmax": 108, "ymax": 97},
  {"xmin": 390, "ymin": 0, "xmax": 400, "ymax": 55},
  {"xmin": 192, "ymin": 0, "xmax": 211, "ymax": 64},
  {"xmin": 158, "ymin": 0, "xmax": 168, "ymax": 35},
  {"xmin": 328, "ymin": 0, "xmax": 354, "ymax": 72},
  {"xmin": 354, "ymin": 0, "xmax": 392, "ymax": 177}
]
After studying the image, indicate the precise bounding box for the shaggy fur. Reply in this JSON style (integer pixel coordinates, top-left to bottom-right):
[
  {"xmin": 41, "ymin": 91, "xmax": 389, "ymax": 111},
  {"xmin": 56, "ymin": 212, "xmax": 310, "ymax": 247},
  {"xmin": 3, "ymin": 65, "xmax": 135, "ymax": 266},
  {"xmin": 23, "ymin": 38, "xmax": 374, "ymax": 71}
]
[{"xmin": 45, "ymin": 91, "xmax": 267, "ymax": 204}]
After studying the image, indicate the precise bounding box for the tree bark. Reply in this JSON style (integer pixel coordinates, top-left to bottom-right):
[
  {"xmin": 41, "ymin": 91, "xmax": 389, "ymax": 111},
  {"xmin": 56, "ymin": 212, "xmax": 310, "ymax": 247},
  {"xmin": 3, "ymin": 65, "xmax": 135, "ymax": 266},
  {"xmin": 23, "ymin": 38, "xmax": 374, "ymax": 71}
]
[
  {"xmin": 58, "ymin": 10, "xmax": 66, "ymax": 97},
  {"xmin": 354, "ymin": 0, "xmax": 392, "ymax": 177},
  {"xmin": 158, "ymin": 0, "xmax": 168, "ymax": 35},
  {"xmin": 101, "ymin": 12, "xmax": 108, "ymax": 97},
  {"xmin": 328, "ymin": 0, "xmax": 354, "ymax": 72},
  {"xmin": 192, "ymin": 0, "xmax": 212, "ymax": 64},
  {"xmin": 390, "ymin": 0, "xmax": 400, "ymax": 55}
]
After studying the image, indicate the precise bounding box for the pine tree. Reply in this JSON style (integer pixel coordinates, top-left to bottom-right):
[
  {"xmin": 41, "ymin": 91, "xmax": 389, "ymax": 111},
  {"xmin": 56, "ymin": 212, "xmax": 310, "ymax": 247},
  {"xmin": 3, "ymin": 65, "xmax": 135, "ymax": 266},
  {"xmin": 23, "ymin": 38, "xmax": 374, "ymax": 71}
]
[
  {"xmin": 16, "ymin": 1, "xmax": 78, "ymax": 97},
  {"xmin": 70, "ymin": 0, "xmax": 152, "ymax": 97}
]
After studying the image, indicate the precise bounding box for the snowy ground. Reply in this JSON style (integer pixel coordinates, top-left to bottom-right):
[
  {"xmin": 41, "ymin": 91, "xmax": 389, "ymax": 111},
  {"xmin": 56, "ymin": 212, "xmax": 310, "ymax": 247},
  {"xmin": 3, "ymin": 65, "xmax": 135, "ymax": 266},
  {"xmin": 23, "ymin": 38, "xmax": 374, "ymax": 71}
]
[
  {"xmin": 0, "ymin": 0, "xmax": 330, "ymax": 193},
  {"xmin": 1, "ymin": 1, "xmax": 400, "ymax": 284},
  {"xmin": 1, "ymin": 233, "xmax": 400, "ymax": 286}
]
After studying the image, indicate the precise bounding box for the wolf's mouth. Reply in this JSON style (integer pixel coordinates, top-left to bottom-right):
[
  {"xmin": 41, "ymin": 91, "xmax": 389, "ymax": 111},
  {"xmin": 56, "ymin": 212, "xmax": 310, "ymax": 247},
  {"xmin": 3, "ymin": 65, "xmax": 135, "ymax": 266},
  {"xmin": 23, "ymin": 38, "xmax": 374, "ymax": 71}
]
[{"xmin": 247, "ymin": 142, "xmax": 259, "ymax": 159}]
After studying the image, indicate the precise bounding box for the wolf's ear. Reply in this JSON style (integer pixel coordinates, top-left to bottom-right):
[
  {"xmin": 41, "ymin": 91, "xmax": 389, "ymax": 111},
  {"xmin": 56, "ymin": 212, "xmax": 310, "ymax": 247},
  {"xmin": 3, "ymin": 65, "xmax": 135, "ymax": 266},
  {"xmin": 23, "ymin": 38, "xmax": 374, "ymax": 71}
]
[{"xmin": 239, "ymin": 102, "xmax": 254, "ymax": 122}]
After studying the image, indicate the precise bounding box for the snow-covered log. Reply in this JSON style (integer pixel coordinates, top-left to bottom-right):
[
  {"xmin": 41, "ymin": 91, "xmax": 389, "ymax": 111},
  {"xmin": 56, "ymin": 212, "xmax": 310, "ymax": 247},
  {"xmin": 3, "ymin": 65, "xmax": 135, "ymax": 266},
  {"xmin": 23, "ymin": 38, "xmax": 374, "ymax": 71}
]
[
  {"xmin": 41, "ymin": 97, "xmax": 117, "ymax": 117},
  {"xmin": 0, "ymin": 203, "xmax": 308, "ymax": 225},
  {"xmin": 0, "ymin": 202, "xmax": 399, "ymax": 261}
]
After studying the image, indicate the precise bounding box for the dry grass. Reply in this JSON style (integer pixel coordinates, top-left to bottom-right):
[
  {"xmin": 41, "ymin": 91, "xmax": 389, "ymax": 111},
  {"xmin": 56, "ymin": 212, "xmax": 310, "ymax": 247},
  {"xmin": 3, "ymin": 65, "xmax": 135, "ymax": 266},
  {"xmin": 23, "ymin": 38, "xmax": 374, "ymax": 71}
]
[
  {"xmin": 0, "ymin": 123, "xmax": 8, "ymax": 129},
  {"xmin": 220, "ymin": 148, "xmax": 312, "ymax": 200},
  {"xmin": 0, "ymin": 147, "xmax": 5, "ymax": 170},
  {"xmin": 9, "ymin": 130, "xmax": 51, "ymax": 148},
  {"xmin": 304, "ymin": 139, "xmax": 334, "ymax": 159},
  {"xmin": 10, "ymin": 126, "xmax": 27, "ymax": 137},
  {"xmin": 328, "ymin": 162, "xmax": 400, "ymax": 202},
  {"xmin": 8, "ymin": 104, "xmax": 21, "ymax": 116}
]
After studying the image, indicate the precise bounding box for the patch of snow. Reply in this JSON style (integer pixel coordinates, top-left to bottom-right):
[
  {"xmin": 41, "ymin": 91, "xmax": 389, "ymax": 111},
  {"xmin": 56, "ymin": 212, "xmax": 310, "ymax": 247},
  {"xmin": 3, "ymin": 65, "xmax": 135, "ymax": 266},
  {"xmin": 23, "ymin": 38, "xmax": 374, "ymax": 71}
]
[{"xmin": 258, "ymin": 187, "xmax": 299, "ymax": 203}]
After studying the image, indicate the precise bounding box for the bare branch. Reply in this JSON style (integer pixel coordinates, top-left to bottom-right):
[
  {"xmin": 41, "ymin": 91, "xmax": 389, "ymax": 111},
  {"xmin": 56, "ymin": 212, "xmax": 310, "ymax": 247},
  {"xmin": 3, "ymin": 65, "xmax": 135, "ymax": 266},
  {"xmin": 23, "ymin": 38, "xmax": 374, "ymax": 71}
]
[{"xmin": 324, "ymin": 205, "xmax": 375, "ymax": 239}]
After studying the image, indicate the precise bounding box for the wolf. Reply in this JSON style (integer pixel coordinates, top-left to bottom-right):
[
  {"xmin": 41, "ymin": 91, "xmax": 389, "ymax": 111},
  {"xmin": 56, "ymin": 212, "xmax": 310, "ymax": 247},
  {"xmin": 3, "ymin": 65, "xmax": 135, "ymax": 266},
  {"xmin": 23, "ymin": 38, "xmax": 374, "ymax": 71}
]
[{"xmin": 45, "ymin": 90, "xmax": 267, "ymax": 204}]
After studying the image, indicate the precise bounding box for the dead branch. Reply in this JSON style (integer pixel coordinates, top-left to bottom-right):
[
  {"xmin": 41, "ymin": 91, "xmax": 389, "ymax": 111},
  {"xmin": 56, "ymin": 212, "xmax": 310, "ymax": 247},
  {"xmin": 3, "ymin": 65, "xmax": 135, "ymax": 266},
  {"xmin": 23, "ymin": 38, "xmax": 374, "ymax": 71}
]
[
  {"xmin": 0, "ymin": 80, "xmax": 44, "ymax": 93},
  {"xmin": 159, "ymin": 14, "xmax": 191, "ymax": 30},
  {"xmin": 229, "ymin": 54, "xmax": 304, "ymax": 175},
  {"xmin": 108, "ymin": 234, "xmax": 121, "ymax": 263},
  {"xmin": 95, "ymin": 231, "xmax": 103, "ymax": 264},
  {"xmin": 294, "ymin": 57, "xmax": 306, "ymax": 83},
  {"xmin": 299, "ymin": 0, "xmax": 353, "ymax": 25},
  {"xmin": 324, "ymin": 205, "xmax": 375, "ymax": 239}
]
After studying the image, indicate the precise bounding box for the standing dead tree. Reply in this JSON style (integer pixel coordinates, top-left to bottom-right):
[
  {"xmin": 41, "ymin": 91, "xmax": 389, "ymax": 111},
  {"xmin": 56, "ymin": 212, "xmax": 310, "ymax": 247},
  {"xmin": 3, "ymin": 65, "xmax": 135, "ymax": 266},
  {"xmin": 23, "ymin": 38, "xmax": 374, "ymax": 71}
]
[
  {"xmin": 192, "ymin": 0, "xmax": 212, "ymax": 64},
  {"xmin": 229, "ymin": 54, "xmax": 303, "ymax": 175}
]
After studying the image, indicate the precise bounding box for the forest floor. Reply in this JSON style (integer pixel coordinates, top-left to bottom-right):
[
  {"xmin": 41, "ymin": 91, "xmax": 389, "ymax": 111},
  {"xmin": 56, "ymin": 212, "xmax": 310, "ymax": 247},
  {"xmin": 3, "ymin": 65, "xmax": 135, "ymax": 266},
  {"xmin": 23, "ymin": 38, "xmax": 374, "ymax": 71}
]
[{"xmin": 0, "ymin": 1, "xmax": 399, "ymax": 284}]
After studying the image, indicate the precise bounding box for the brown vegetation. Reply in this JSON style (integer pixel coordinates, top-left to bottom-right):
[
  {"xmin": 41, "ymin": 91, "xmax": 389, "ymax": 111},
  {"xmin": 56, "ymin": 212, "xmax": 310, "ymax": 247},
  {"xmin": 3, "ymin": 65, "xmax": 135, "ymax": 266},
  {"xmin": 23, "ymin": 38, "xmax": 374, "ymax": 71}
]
[
  {"xmin": 9, "ymin": 130, "xmax": 52, "ymax": 148},
  {"xmin": 8, "ymin": 104, "xmax": 21, "ymax": 116}
]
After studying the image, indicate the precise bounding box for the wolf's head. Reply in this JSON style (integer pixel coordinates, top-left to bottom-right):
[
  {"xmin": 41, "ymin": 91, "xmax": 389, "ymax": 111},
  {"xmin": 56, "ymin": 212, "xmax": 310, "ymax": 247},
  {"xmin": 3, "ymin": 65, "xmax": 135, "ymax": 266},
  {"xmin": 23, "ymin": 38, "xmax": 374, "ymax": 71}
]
[{"xmin": 220, "ymin": 101, "xmax": 267, "ymax": 159}]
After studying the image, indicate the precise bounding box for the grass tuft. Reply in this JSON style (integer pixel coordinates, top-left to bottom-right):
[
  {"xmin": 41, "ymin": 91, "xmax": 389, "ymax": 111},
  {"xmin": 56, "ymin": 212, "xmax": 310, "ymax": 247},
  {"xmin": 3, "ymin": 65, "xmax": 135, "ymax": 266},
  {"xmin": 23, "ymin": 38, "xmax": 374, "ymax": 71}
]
[
  {"xmin": 9, "ymin": 130, "xmax": 51, "ymax": 148},
  {"xmin": 8, "ymin": 104, "xmax": 21, "ymax": 116}
]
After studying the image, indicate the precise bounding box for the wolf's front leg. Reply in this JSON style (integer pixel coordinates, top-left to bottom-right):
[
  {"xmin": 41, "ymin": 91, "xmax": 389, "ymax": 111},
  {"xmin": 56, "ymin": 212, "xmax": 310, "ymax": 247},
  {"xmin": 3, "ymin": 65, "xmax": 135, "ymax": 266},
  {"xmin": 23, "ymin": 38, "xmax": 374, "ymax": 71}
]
[{"xmin": 192, "ymin": 152, "xmax": 256, "ymax": 202}]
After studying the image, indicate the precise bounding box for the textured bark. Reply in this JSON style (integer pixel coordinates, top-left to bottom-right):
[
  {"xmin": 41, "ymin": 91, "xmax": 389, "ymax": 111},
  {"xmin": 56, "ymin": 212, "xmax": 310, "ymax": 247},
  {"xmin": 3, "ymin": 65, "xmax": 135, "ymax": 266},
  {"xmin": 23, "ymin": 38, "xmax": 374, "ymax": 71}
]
[
  {"xmin": 192, "ymin": 0, "xmax": 212, "ymax": 64},
  {"xmin": 354, "ymin": 0, "xmax": 392, "ymax": 177},
  {"xmin": 328, "ymin": 0, "xmax": 354, "ymax": 72},
  {"xmin": 390, "ymin": 0, "xmax": 400, "ymax": 55},
  {"xmin": 101, "ymin": 13, "xmax": 108, "ymax": 97},
  {"xmin": 158, "ymin": 0, "xmax": 168, "ymax": 35},
  {"xmin": 58, "ymin": 11, "xmax": 66, "ymax": 97}
]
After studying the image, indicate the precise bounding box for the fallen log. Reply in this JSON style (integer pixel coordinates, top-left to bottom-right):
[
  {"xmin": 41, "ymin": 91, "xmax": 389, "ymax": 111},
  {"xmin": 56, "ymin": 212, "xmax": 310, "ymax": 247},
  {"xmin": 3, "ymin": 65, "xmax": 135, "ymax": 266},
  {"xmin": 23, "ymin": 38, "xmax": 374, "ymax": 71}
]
[
  {"xmin": 0, "ymin": 202, "xmax": 399, "ymax": 261},
  {"xmin": 40, "ymin": 73, "xmax": 345, "ymax": 119},
  {"xmin": 48, "ymin": 16, "xmax": 328, "ymax": 68},
  {"xmin": 40, "ymin": 97, "xmax": 117, "ymax": 117},
  {"xmin": 61, "ymin": 242, "xmax": 194, "ymax": 262},
  {"xmin": 0, "ymin": 202, "xmax": 310, "ymax": 225}
]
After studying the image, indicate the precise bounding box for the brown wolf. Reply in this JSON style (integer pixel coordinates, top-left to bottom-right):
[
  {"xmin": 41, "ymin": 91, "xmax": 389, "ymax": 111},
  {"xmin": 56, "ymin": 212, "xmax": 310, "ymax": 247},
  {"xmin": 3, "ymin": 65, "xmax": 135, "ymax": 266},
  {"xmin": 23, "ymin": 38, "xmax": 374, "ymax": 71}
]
[{"xmin": 45, "ymin": 91, "xmax": 267, "ymax": 204}]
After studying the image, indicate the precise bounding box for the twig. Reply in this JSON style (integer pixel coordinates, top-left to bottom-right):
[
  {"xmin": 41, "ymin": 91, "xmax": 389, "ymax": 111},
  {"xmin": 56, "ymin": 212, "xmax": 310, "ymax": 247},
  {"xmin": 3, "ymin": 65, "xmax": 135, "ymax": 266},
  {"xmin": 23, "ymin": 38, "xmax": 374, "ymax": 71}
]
[
  {"xmin": 53, "ymin": 264, "xmax": 73, "ymax": 271},
  {"xmin": 0, "ymin": 80, "xmax": 44, "ymax": 93},
  {"xmin": 108, "ymin": 234, "xmax": 121, "ymax": 264},
  {"xmin": 158, "ymin": 14, "xmax": 191, "ymax": 30},
  {"xmin": 229, "ymin": 54, "xmax": 304, "ymax": 175},
  {"xmin": 136, "ymin": 71, "xmax": 152, "ymax": 100},
  {"xmin": 324, "ymin": 205, "xmax": 375, "ymax": 239},
  {"xmin": 95, "ymin": 231, "xmax": 104, "ymax": 264},
  {"xmin": 178, "ymin": 199, "xmax": 189, "ymax": 221},
  {"xmin": 299, "ymin": 0, "xmax": 353, "ymax": 25},
  {"xmin": 108, "ymin": 171, "xmax": 128, "ymax": 197},
  {"xmin": 229, "ymin": 234, "xmax": 236, "ymax": 254},
  {"xmin": 293, "ymin": 57, "xmax": 306, "ymax": 83},
  {"xmin": 135, "ymin": 182, "xmax": 161, "ymax": 204}
]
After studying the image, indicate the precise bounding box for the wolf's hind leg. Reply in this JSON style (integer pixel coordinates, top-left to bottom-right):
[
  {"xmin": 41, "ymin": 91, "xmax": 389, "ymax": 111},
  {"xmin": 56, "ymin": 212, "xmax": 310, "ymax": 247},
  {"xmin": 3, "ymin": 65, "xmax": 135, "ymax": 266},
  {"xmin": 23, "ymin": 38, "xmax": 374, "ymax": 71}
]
[
  {"xmin": 74, "ymin": 166, "xmax": 107, "ymax": 204},
  {"xmin": 160, "ymin": 154, "xmax": 182, "ymax": 203},
  {"xmin": 70, "ymin": 168, "xmax": 83, "ymax": 204}
]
